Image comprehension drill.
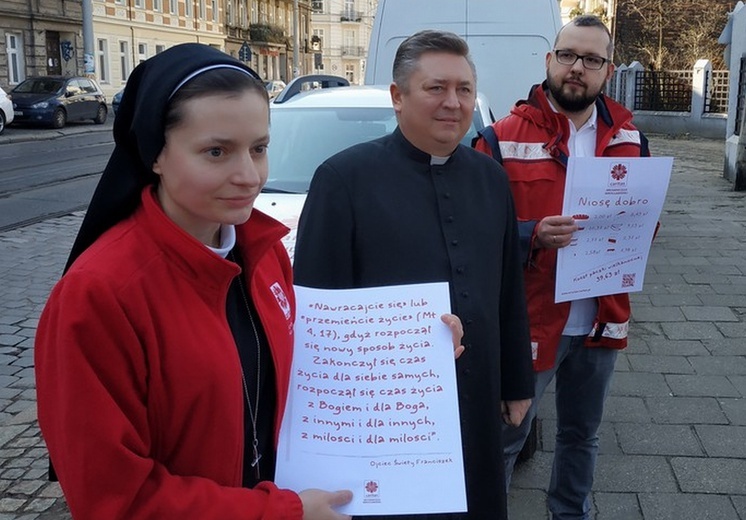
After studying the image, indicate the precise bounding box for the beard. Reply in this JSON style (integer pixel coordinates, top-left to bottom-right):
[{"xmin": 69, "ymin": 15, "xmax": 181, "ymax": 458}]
[{"xmin": 546, "ymin": 74, "xmax": 602, "ymax": 113}]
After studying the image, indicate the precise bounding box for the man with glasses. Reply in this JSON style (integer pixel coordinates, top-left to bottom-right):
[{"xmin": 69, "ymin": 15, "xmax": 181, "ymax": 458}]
[{"xmin": 475, "ymin": 14, "xmax": 649, "ymax": 520}]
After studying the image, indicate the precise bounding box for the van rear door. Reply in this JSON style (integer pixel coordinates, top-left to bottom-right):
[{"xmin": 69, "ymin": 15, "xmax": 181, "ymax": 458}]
[{"xmin": 364, "ymin": 0, "xmax": 561, "ymax": 118}]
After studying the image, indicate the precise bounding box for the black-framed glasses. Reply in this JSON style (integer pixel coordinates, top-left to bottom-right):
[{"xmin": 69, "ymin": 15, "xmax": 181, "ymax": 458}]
[{"xmin": 554, "ymin": 50, "xmax": 609, "ymax": 70}]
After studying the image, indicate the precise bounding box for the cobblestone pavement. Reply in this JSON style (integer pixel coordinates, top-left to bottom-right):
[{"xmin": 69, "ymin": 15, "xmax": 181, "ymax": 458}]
[{"xmin": 0, "ymin": 134, "xmax": 744, "ymax": 519}]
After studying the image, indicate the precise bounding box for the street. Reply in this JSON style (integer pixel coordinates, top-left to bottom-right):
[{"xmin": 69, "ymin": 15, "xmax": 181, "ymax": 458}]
[
  {"xmin": 0, "ymin": 133, "xmax": 745, "ymax": 519},
  {"xmin": 0, "ymin": 119, "xmax": 113, "ymax": 231}
]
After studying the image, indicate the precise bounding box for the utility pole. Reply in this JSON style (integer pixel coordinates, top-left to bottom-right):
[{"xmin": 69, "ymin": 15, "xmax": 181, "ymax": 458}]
[
  {"xmin": 82, "ymin": 0, "xmax": 95, "ymax": 76},
  {"xmin": 293, "ymin": 0, "xmax": 300, "ymax": 78}
]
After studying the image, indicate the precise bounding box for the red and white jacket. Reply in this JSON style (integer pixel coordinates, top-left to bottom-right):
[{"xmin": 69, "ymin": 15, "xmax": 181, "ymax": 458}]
[
  {"xmin": 475, "ymin": 83, "xmax": 649, "ymax": 371},
  {"xmin": 35, "ymin": 187, "xmax": 302, "ymax": 519}
]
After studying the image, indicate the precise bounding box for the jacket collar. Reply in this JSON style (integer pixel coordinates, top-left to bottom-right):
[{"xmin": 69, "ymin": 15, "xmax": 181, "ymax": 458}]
[
  {"xmin": 511, "ymin": 82, "xmax": 635, "ymax": 163},
  {"xmin": 137, "ymin": 186, "xmax": 289, "ymax": 291},
  {"xmin": 517, "ymin": 81, "xmax": 633, "ymax": 134}
]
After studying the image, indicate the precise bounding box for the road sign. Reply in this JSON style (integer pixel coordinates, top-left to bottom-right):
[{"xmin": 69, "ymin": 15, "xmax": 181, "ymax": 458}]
[{"xmin": 239, "ymin": 41, "xmax": 252, "ymax": 62}]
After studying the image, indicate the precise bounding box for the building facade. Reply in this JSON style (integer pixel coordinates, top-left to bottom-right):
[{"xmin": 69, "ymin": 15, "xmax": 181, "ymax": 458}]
[
  {"xmin": 309, "ymin": 0, "xmax": 376, "ymax": 85},
  {"xmin": 225, "ymin": 0, "xmax": 313, "ymax": 84},
  {"xmin": 0, "ymin": 0, "xmax": 84, "ymax": 91},
  {"xmin": 1, "ymin": 0, "xmax": 312, "ymax": 98}
]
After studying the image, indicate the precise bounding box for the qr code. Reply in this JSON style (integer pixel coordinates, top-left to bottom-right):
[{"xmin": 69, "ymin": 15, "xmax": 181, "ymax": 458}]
[{"xmin": 622, "ymin": 273, "xmax": 636, "ymax": 288}]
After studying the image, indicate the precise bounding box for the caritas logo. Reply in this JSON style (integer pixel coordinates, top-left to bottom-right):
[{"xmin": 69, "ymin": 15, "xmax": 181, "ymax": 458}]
[
  {"xmin": 363, "ymin": 480, "xmax": 381, "ymax": 504},
  {"xmin": 608, "ymin": 162, "xmax": 629, "ymax": 188}
]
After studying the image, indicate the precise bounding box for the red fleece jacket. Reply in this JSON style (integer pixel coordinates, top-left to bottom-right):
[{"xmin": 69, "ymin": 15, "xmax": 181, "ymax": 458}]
[{"xmin": 35, "ymin": 187, "xmax": 302, "ymax": 519}]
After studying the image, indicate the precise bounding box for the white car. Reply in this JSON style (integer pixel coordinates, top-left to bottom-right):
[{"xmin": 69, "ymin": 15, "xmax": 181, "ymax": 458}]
[
  {"xmin": 254, "ymin": 75, "xmax": 494, "ymax": 259},
  {"xmin": 0, "ymin": 86, "xmax": 15, "ymax": 134}
]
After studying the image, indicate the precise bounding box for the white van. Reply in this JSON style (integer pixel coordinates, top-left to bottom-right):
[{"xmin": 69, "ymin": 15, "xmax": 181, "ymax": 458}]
[{"xmin": 364, "ymin": 0, "xmax": 562, "ymax": 119}]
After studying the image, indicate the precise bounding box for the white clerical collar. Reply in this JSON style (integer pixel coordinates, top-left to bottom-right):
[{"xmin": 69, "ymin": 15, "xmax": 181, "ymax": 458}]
[
  {"xmin": 207, "ymin": 224, "xmax": 237, "ymax": 258},
  {"xmin": 430, "ymin": 155, "xmax": 450, "ymax": 165}
]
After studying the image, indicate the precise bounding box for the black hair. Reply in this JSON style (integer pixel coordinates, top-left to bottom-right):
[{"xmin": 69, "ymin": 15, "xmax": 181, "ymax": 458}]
[
  {"xmin": 556, "ymin": 15, "xmax": 614, "ymax": 58},
  {"xmin": 392, "ymin": 29, "xmax": 476, "ymax": 92},
  {"xmin": 164, "ymin": 68, "xmax": 269, "ymax": 132}
]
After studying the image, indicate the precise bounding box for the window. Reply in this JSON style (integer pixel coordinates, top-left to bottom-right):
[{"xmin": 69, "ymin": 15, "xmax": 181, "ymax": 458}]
[
  {"xmin": 227, "ymin": 0, "xmax": 233, "ymax": 24},
  {"xmin": 344, "ymin": 29, "xmax": 355, "ymax": 48},
  {"xmin": 312, "ymin": 29, "xmax": 324, "ymax": 50},
  {"xmin": 343, "ymin": 0, "xmax": 354, "ymax": 19},
  {"xmin": 212, "ymin": 0, "xmax": 218, "ymax": 21},
  {"xmin": 119, "ymin": 41, "xmax": 130, "ymax": 82},
  {"xmin": 135, "ymin": 0, "xmax": 143, "ymax": 7},
  {"xmin": 311, "ymin": 0, "xmax": 323, "ymax": 13},
  {"xmin": 185, "ymin": 0, "xmax": 192, "ymax": 17},
  {"xmin": 6, "ymin": 33, "xmax": 25, "ymax": 85},
  {"xmin": 251, "ymin": 0, "xmax": 258, "ymax": 23},
  {"xmin": 156, "ymin": 44, "xmax": 166, "ymax": 54},
  {"xmin": 153, "ymin": 0, "xmax": 162, "ymax": 11},
  {"xmin": 345, "ymin": 64, "xmax": 354, "ymax": 83},
  {"xmin": 78, "ymin": 78, "xmax": 98, "ymax": 94},
  {"xmin": 169, "ymin": 0, "xmax": 177, "ymax": 14},
  {"xmin": 96, "ymin": 38, "xmax": 109, "ymax": 83},
  {"xmin": 138, "ymin": 43, "xmax": 148, "ymax": 64},
  {"xmin": 199, "ymin": 0, "xmax": 205, "ymax": 19}
]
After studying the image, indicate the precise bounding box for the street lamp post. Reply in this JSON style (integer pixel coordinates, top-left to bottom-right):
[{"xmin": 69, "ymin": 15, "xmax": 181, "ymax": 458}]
[
  {"xmin": 82, "ymin": 0, "xmax": 95, "ymax": 76},
  {"xmin": 293, "ymin": 0, "xmax": 300, "ymax": 77}
]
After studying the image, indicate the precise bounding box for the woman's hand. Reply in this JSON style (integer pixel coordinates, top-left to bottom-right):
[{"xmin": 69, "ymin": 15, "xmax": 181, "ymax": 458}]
[
  {"xmin": 300, "ymin": 489, "xmax": 353, "ymax": 520},
  {"xmin": 441, "ymin": 314, "xmax": 465, "ymax": 359}
]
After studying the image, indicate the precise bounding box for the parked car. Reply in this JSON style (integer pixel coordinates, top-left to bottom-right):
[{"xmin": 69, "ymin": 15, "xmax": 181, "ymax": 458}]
[
  {"xmin": 0, "ymin": 87, "xmax": 14, "ymax": 135},
  {"xmin": 112, "ymin": 89, "xmax": 124, "ymax": 116},
  {"xmin": 253, "ymin": 74, "xmax": 494, "ymax": 259},
  {"xmin": 265, "ymin": 79, "xmax": 286, "ymax": 100},
  {"xmin": 10, "ymin": 76, "xmax": 108, "ymax": 129}
]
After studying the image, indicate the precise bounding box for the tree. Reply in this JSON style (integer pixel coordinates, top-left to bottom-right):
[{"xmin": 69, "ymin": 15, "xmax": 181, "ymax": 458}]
[{"xmin": 614, "ymin": 0, "xmax": 733, "ymax": 69}]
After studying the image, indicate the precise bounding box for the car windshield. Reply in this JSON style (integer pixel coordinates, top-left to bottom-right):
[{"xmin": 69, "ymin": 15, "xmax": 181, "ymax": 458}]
[
  {"xmin": 265, "ymin": 106, "xmax": 484, "ymax": 194},
  {"xmin": 14, "ymin": 79, "xmax": 64, "ymax": 95}
]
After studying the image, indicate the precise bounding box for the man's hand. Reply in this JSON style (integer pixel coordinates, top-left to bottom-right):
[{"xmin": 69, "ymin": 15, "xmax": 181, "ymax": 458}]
[
  {"xmin": 535, "ymin": 215, "xmax": 578, "ymax": 249},
  {"xmin": 441, "ymin": 314, "xmax": 465, "ymax": 359},
  {"xmin": 300, "ymin": 489, "xmax": 353, "ymax": 520},
  {"xmin": 501, "ymin": 399, "xmax": 532, "ymax": 427}
]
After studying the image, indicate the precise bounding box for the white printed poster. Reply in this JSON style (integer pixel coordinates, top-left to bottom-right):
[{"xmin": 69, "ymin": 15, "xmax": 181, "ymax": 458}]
[
  {"xmin": 275, "ymin": 282, "xmax": 467, "ymax": 516},
  {"xmin": 556, "ymin": 156, "xmax": 673, "ymax": 303}
]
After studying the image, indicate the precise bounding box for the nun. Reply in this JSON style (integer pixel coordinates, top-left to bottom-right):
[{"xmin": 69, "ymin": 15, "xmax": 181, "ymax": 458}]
[{"xmin": 34, "ymin": 43, "xmax": 351, "ymax": 520}]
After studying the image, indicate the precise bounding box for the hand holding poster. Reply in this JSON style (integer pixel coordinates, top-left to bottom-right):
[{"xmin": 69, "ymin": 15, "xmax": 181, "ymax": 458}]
[
  {"xmin": 556, "ymin": 156, "xmax": 673, "ymax": 303},
  {"xmin": 275, "ymin": 282, "xmax": 466, "ymax": 516}
]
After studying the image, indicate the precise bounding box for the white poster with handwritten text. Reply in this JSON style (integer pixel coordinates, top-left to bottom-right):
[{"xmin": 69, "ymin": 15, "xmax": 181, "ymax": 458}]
[
  {"xmin": 275, "ymin": 282, "xmax": 466, "ymax": 516},
  {"xmin": 556, "ymin": 156, "xmax": 673, "ymax": 303}
]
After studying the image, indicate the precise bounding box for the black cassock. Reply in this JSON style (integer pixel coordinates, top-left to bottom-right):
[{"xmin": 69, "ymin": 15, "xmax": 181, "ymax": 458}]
[{"xmin": 294, "ymin": 127, "xmax": 534, "ymax": 520}]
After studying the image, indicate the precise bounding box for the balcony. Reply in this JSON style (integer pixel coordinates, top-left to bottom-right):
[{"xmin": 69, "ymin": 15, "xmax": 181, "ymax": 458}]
[
  {"xmin": 341, "ymin": 45, "xmax": 365, "ymax": 57},
  {"xmin": 340, "ymin": 9, "xmax": 362, "ymax": 22},
  {"xmin": 227, "ymin": 26, "xmax": 251, "ymax": 40},
  {"xmin": 249, "ymin": 23, "xmax": 288, "ymax": 45}
]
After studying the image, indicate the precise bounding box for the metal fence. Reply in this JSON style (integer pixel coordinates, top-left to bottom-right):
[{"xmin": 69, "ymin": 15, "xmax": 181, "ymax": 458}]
[
  {"xmin": 705, "ymin": 70, "xmax": 731, "ymax": 114},
  {"xmin": 634, "ymin": 70, "xmax": 693, "ymax": 112}
]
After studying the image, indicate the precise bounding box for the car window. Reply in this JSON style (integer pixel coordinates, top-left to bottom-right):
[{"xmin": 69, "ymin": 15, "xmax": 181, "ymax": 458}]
[
  {"xmin": 15, "ymin": 79, "xmax": 64, "ymax": 94},
  {"xmin": 266, "ymin": 105, "xmax": 486, "ymax": 194},
  {"xmin": 266, "ymin": 107, "xmax": 396, "ymax": 193},
  {"xmin": 79, "ymin": 79, "xmax": 98, "ymax": 93},
  {"xmin": 66, "ymin": 79, "xmax": 85, "ymax": 96}
]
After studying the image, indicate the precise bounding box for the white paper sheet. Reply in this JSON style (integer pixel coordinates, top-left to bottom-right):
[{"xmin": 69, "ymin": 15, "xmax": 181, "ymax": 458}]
[
  {"xmin": 275, "ymin": 282, "xmax": 467, "ymax": 516},
  {"xmin": 556, "ymin": 156, "xmax": 673, "ymax": 303}
]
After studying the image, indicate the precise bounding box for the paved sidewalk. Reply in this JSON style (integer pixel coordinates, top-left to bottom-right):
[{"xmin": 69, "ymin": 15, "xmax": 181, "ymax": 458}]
[
  {"xmin": 0, "ymin": 114, "xmax": 114, "ymax": 146},
  {"xmin": 0, "ymin": 134, "xmax": 744, "ymax": 519}
]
